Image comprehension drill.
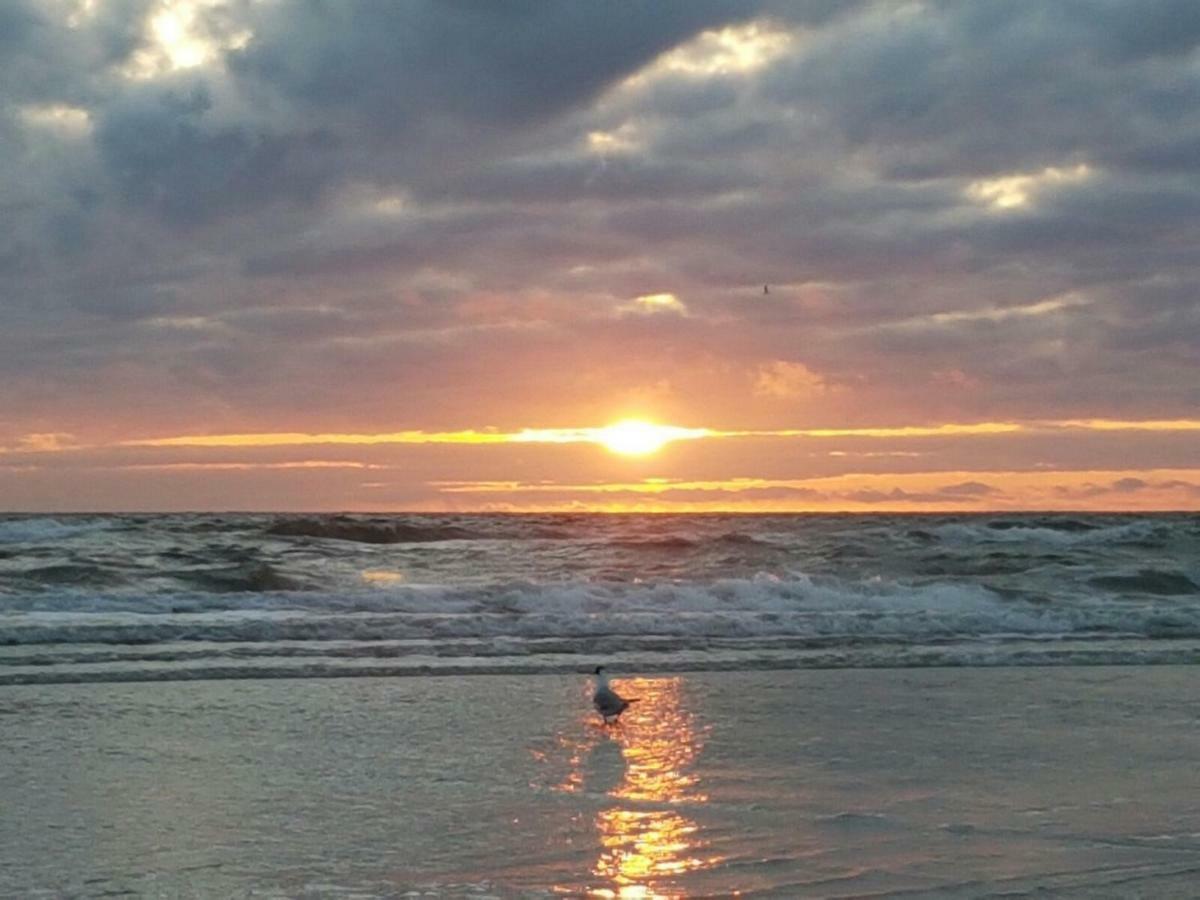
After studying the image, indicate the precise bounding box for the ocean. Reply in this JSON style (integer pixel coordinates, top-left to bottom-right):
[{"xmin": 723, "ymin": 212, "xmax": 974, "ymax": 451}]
[{"xmin": 2, "ymin": 512, "xmax": 1198, "ymax": 684}]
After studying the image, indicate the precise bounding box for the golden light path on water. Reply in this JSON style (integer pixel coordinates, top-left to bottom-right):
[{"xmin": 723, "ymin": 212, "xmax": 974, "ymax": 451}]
[{"xmin": 541, "ymin": 677, "xmax": 719, "ymax": 898}]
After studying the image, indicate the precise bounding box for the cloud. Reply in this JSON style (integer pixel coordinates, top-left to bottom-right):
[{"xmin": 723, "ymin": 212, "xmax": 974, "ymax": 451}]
[
  {"xmin": 840, "ymin": 483, "xmax": 1001, "ymax": 505},
  {"xmin": 2, "ymin": 2, "xmax": 1200, "ymax": 510},
  {"xmin": 754, "ymin": 361, "xmax": 828, "ymax": 399},
  {"xmin": 226, "ymin": 1, "xmax": 762, "ymax": 143},
  {"xmin": 1055, "ymin": 476, "xmax": 1200, "ymax": 500},
  {"xmin": 93, "ymin": 75, "xmax": 345, "ymax": 224},
  {"xmin": 620, "ymin": 292, "xmax": 689, "ymax": 316},
  {"xmin": 937, "ymin": 481, "xmax": 1002, "ymax": 496}
]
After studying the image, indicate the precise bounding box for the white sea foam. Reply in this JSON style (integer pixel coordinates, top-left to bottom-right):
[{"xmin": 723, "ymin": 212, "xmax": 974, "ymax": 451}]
[
  {"xmin": 931, "ymin": 520, "xmax": 1162, "ymax": 546},
  {"xmin": 2, "ymin": 574, "xmax": 1197, "ymax": 651}
]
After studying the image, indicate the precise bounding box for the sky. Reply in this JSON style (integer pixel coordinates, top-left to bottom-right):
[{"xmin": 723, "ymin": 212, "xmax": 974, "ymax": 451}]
[{"xmin": 1, "ymin": 0, "xmax": 1198, "ymax": 512}]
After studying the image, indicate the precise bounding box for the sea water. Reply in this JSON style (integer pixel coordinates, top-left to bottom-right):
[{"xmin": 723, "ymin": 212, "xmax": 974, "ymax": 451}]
[
  {"xmin": 5, "ymin": 669, "xmax": 1200, "ymax": 897},
  {"xmin": 2, "ymin": 512, "xmax": 1198, "ymax": 683}
]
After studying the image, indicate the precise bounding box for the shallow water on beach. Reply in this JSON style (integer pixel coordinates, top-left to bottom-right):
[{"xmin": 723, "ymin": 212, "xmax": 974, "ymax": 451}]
[
  {"xmin": 4, "ymin": 669, "xmax": 1200, "ymax": 898},
  {"xmin": 1, "ymin": 512, "xmax": 1199, "ymax": 683}
]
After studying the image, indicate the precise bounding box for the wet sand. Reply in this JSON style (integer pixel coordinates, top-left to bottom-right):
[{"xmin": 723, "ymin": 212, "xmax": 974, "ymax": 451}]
[{"xmin": 3, "ymin": 667, "xmax": 1200, "ymax": 897}]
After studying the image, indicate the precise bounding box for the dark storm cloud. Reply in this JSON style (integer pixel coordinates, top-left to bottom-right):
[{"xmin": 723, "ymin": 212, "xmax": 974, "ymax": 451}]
[
  {"xmin": 763, "ymin": 0, "xmax": 1200, "ymax": 179},
  {"xmin": 412, "ymin": 156, "xmax": 751, "ymax": 205},
  {"xmin": 228, "ymin": 1, "xmax": 760, "ymax": 131},
  {"xmin": 0, "ymin": 0, "xmax": 156, "ymax": 109},
  {"xmin": 94, "ymin": 77, "xmax": 338, "ymax": 223},
  {"xmin": 0, "ymin": 2, "xmax": 40, "ymax": 63}
]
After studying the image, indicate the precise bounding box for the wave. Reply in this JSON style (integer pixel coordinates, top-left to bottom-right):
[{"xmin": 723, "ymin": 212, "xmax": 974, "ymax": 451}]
[
  {"xmin": 987, "ymin": 517, "xmax": 1100, "ymax": 533},
  {"xmin": 7, "ymin": 573, "xmax": 1200, "ymax": 646},
  {"xmin": 0, "ymin": 517, "xmax": 115, "ymax": 544},
  {"xmin": 717, "ymin": 531, "xmax": 771, "ymax": 546},
  {"xmin": 9, "ymin": 563, "xmax": 128, "ymax": 589},
  {"xmin": 3, "ymin": 513, "xmax": 1198, "ymax": 684},
  {"xmin": 7, "ymin": 568, "xmax": 1200, "ymax": 684},
  {"xmin": 598, "ymin": 531, "xmax": 772, "ymax": 551},
  {"xmin": 170, "ymin": 562, "xmax": 308, "ymax": 594},
  {"xmin": 930, "ymin": 519, "xmax": 1168, "ymax": 547},
  {"xmin": 1090, "ymin": 570, "xmax": 1199, "ymax": 596},
  {"xmin": 609, "ymin": 536, "xmax": 698, "ymax": 550},
  {"xmin": 264, "ymin": 517, "xmax": 478, "ymax": 544}
]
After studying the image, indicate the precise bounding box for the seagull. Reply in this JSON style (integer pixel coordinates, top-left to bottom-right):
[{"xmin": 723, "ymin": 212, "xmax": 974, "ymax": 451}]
[{"xmin": 592, "ymin": 665, "xmax": 637, "ymax": 725}]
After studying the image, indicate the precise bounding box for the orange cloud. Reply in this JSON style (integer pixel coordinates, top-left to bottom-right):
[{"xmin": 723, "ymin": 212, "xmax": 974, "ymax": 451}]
[
  {"xmin": 429, "ymin": 469, "xmax": 1200, "ymax": 512},
  {"xmin": 753, "ymin": 361, "xmax": 829, "ymax": 399},
  {"xmin": 52, "ymin": 416, "xmax": 1200, "ymax": 453},
  {"xmin": 1055, "ymin": 419, "xmax": 1200, "ymax": 432}
]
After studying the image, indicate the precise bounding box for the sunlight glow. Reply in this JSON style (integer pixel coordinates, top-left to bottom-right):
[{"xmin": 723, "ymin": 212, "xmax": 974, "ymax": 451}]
[
  {"xmin": 592, "ymin": 421, "xmax": 705, "ymax": 456},
  {"xmin": 593, "ymin": 678, "xmax": 717, "ymax": 894},
  {"xmin": 18, "ymin": 104, "xmax": 92, "ymax": 134},
  {"xmin": 1057, "ymin": 418, "xmax": 1200, "ymax": 432},
  {"xmin": 587, "ymin": 124, "xmax": 640, "ymax": 155},
  {"xmin": 638, "ymin": 22, "xmax": 795, "ymax": 81},
  {"xmin": 754, "ymin": 361, "xmax": 829, "ymax": 398},
  {"xmin": 891, "ymin": 292, "xmax": 1092, "ymax": 330},
  {"xmin": 118, "ymin": 421, "xmax": 1018, "ymax": 452},
  {"xmin": 121, "ymin": 0, "xmax": 252, "ymax": 79},
  {"xmin": 762, "ymin": 423, "xmax": 1024, "ymax": 438},
  {"xmin": 84, "ymin": 417, "xmax": 1200, "ymax": 456},
  {"xmin": 538, "ymin": 677, "xmax": 719, "ymax": 897},
  {"xmin": 361, "ymin": 569, "xmax": 406, "ymax": 585},
  {"xmin": 620, "ymin": 293, "xmax": 688, "ymax": 316},
  {"xmin": 15, "ymin": 433, "xmax": 76, "ymax": 452},
  {"xmin": 66, "ymin": 0, "xmax": 98, "ymax": 28},
  {"xmin": 125, "ymin": 430, "xmax": 515, "ymax": 448},
  {"xmin": 966, "ymin": 164, "xmax": 1092, "ymax": 210},
  {"xmin": 117, "ymin": 461, "xmax": 375, "ymax": 471},
  {"xmin": 430, "ymin": 468, "xmax": 1200, "ymax": 513}
]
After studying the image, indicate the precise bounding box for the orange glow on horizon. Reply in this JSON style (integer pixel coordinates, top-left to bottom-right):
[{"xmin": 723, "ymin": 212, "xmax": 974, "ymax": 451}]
[
  {"xmin": 120, "ymin": 429, "xmax": 515, "ymax": 448},
  {"xmin": 2, "ymin": 417, "xmax": 1197, "ymax": 513},
  {"xmin": 116, "ymin": 420, "xmax": 1023, "ymax": 449},
  {"xmin": 20, "ymin": 415, "xmax": 1187, "ymax": 455},
  {"xmin": 426, "ymin": 468, "xmax": 1200, "ymax": 513},
  {"xmin": 1055, "ymin": 418, "xmax": 1200, "ymax": 432}
]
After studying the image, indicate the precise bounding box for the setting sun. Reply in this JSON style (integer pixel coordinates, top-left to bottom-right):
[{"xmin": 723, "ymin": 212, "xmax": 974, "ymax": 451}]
[{"xmin": 594, "ymin": 420, "xmax": 703, "ymax": 456}]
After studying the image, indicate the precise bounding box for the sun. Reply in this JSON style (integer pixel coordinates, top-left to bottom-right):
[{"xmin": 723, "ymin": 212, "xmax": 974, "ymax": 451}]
[
  {"xmin": 594, "ymin": 420, "xmax": 708, "ymax": 457},
  {"xmin": 597, "ymin": 420, "xmax": 669, "ymax": 456}
]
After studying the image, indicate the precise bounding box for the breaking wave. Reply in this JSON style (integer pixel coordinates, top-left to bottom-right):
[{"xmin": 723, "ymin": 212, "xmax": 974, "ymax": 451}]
[
  {"xmin": 4, "ymin": 571, "xmax": 1200, "ymax": 684},
  {"xmin": 0, "ymin": 517, "xmax": 116, "ymax": 545},
  {"xmin": 265, "ymin": 517, "xmax": 478, "ymax": 544},
  {"xmin": 927, "ymin": 516, "xmax": 1188, "ymax": 548},
  {"xmin": 2, "ymin": 511, "xmax": 1198, "ymax": 683},
  {"xmin": 1090, "ymin": 570, "xmax": 1199, "ymax": 596}
]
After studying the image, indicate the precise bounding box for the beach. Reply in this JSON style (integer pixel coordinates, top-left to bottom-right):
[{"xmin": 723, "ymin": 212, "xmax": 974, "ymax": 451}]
[
  {"xmin": 4, "ymin": 666, "xmax": 1200, "ymax": 898},
  {"xmin": 8, "ymin": 0, "xmax": 1200, "ymax": 893}
]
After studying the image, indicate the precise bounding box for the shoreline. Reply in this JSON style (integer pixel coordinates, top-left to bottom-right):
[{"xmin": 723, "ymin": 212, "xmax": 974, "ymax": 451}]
[{"xmin": 7, "ymin": 638, "xmax": 1200, "ymax": 686}]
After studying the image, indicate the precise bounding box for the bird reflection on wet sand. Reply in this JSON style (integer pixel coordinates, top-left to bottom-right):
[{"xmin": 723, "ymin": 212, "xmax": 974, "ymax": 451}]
[{"xmin": 539, "ymin": 675, "xmax": 720, "ymax": 898}]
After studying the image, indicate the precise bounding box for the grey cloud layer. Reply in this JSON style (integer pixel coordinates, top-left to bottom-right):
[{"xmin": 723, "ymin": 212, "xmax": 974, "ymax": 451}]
[{"xmin": 1, "ymin": 0, "xmax": 1198, "ymax": 441}]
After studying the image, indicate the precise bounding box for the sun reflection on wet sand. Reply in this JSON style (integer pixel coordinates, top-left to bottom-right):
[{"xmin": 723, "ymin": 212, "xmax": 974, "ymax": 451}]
[
  {"xmin": 541, "ymin": 676, "xmax": 720, "ymax": 898},
  {"xmin": 591, "ymin": 806, "xmax": 709, "ymax": 897}
]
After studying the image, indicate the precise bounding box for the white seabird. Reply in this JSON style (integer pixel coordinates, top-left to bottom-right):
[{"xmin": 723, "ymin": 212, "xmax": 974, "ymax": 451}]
[{"xmin": 592, "ymin": 665, "xmax": 638, "ymax": 724}]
